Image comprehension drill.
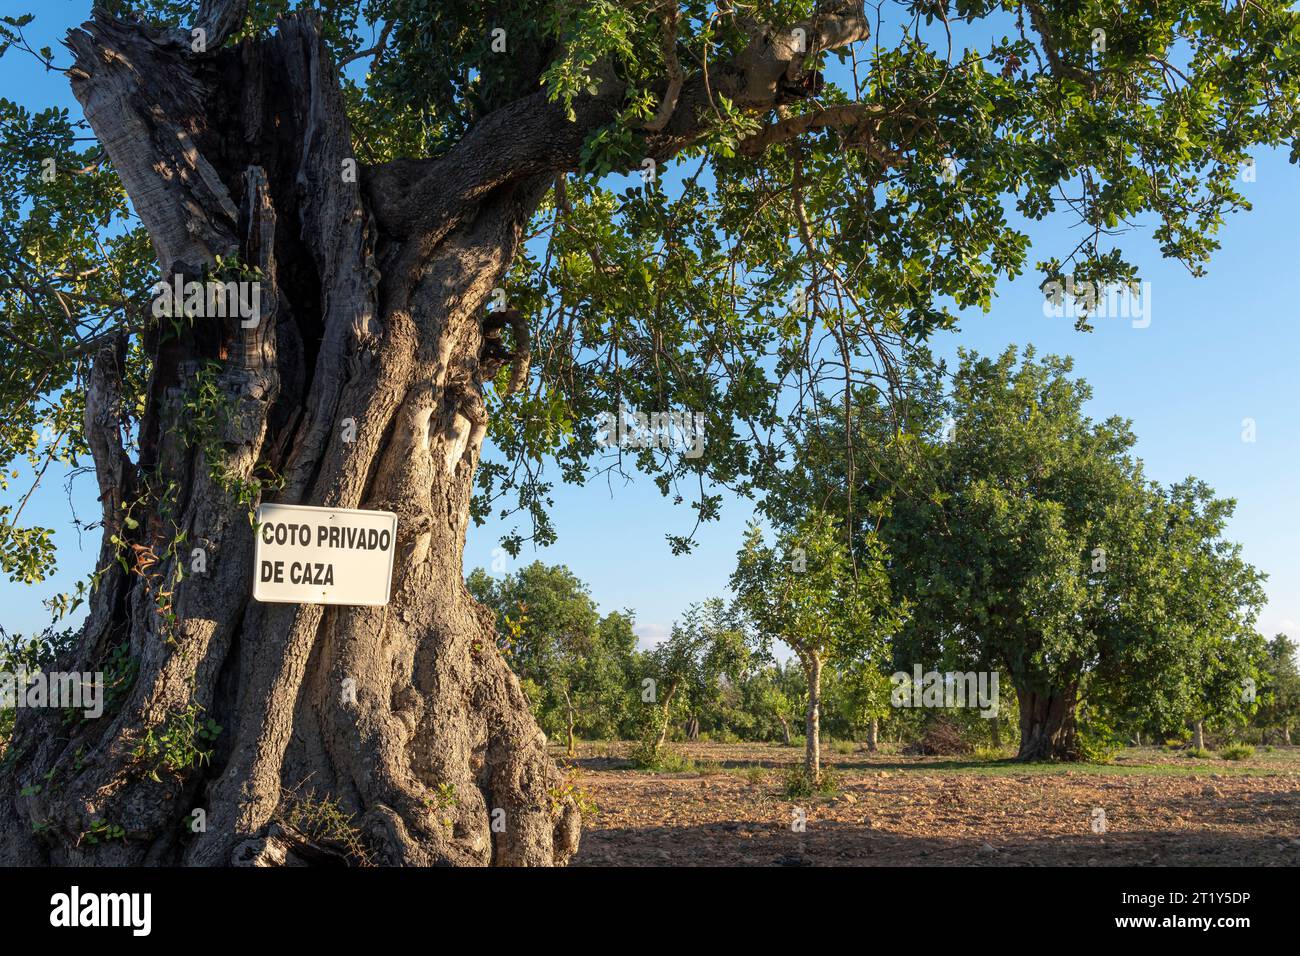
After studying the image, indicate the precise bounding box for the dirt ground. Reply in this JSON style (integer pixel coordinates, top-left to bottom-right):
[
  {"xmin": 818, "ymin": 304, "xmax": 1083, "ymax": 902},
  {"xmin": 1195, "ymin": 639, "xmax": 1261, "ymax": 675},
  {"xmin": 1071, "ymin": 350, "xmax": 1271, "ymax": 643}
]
[{"xmin": 554, "ymin": 741, "xmax": 1300, "ymax": 866}]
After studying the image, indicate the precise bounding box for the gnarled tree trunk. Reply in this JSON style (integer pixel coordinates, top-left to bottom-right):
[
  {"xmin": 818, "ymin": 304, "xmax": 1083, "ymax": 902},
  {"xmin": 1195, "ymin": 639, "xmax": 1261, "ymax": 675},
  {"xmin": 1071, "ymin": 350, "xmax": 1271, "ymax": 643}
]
[
  {"xmin": 1014, "ymin": 680, "xmax": 1081, "ymax": 762},
  {"xmin": 684, "ymin": 716, "xmax": 700, "ymax": 741},
  {"xmin": 0, "ymin": 1, "xmax": 871, "ymax": 866},
  {"xmin": 0, "ymin": 10, "xmax": 582, "ymax": 867}
]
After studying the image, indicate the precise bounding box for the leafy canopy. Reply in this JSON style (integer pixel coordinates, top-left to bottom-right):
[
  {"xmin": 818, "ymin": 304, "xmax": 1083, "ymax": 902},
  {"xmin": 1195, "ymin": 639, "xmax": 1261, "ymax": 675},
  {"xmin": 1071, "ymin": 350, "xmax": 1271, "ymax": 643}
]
[
  {"xmin": 3, "ymin": 0, "xmax": 1299, "ymax": 597},
  {"xmin": 775, "ymin": 345, "xmax": 1268, "ymax": 738},
  {"xmin": 731, "ymin": 507, "xmax": 905, "ymax": 667}
]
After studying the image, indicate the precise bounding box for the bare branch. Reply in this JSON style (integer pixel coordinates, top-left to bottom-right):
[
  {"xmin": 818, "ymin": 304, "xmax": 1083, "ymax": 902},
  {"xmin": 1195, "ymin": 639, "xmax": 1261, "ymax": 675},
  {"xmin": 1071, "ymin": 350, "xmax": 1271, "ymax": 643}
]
[
  {"xmin": 738, "ymin": 102, "xmax": 906, "ymax": 156},
  {"xmin": 338, "ymin": 19, "xmax": 394, "ymax": 68},
  {"xmin": 1023, "ymin": 0, "xmax": 1097, "ymax": 92}
]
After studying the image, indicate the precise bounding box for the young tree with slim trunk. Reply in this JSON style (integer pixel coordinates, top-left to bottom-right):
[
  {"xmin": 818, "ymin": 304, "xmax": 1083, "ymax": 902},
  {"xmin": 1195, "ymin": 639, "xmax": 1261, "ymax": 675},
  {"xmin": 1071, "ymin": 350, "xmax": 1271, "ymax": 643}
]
[
  {"xmin": 737, "ymin": 662, "xmax": 800, "ymax": 745},
  {"xmin": 732, "ymin": 510, "xmax": 902, "ymax": 780},
  {"xmin": 1, "ymin": 0, "xmax": 1296, "ymax": 864},
  {"xmin": 639, "ymin": 599, "xmax": 747, "ymax": 762},
  {"xmin": 835, "ymin": 661, "xmax": 892, "ymax": 752}
]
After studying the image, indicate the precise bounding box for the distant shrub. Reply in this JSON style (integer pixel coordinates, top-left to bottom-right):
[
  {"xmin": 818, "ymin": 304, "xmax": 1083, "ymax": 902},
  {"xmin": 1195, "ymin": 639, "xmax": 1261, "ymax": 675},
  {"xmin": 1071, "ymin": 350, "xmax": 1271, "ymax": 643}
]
[
  {"xmin": 1077, "ymin": 718, "xmax": 1122, "ymax": 764},
  {"xmin": 1185, "ymin": 747, "xmax": 1213, "ymax": 759},
  {"xmin": 832, "ymin": 739, "xmax": 855, "ymax": 755},
  {"xmin": 1218, "ymin": 744, "xmax": 1254, "ymax": 761},
  {"xmin": 973, "ymin": 746, "xmax": 1007, "ymax": 762},
  {"xmin": 629, "ymin": 741, "xmax": 695, "ymax": 773},
  {"xmin": 902, "ymin": 718, "xmax": 972, "ymax": 756}
]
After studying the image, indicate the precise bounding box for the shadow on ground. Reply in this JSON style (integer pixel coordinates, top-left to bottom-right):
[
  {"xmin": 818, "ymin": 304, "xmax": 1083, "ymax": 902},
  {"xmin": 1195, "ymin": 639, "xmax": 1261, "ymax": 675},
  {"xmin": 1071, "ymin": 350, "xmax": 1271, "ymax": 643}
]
[{"xmin": 574, "ymin": 822, "xmax": 1300, "ymax": 867}]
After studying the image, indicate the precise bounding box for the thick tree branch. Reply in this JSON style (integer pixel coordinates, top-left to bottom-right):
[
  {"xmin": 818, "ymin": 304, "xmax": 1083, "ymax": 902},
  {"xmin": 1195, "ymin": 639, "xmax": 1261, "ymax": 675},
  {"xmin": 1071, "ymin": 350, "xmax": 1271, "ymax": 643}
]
[
  {"xmin": 1023, "ymin": 0, "xmax": 1097, "ymax": 92},
  {"xmin": 366, "ymin": 2, "xmax": 872, "ymax": 245},
  {"xmin": 643, "ymin": 8, "xmax": 685, "ymax": 133},
  {"xmin": 738, "ymin": 102, "xmax": 911, "ymax": 156}
]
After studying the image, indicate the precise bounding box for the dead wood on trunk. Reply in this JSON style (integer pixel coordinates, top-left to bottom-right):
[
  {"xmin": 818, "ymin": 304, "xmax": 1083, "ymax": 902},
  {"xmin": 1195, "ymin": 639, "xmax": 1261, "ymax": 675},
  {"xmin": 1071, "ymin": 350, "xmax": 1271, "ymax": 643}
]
[{"xmin": 0, "ymin": 2, "xmax": 874, "ymax": 866}]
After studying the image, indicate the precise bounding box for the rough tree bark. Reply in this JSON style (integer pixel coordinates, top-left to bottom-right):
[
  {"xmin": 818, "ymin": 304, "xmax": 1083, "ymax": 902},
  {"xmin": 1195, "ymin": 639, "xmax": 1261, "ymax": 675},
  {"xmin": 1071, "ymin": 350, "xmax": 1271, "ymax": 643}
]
[
  {"xmin": 804, "ymin": 652, "xmax": 822, "ymax": 779},
  {"xmin": 0, "ymin": 3, "xmax": 872, "ymax": 865},
  {"xmin": 867, "ymin": 716, "xmax": 878, "ymax": 752},
  {"xmin": 0, "ymin": 10, "xmax": 577, "ymax": 866},
  {"xmin": 1014, "ymin": 680, "xmax": 1081, "ymax": 762}
]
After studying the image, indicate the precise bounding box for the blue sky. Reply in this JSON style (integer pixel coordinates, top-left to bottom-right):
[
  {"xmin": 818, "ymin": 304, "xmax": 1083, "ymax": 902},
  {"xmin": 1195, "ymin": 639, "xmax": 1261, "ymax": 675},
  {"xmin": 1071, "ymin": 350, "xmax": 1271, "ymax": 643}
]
[
  {"xmin": 2, "ymin": 2, "xmax": 1296, "ymax": 653},
  {"xmin": 463, "ymin": 142, "xmax": 1300, "ymax": 648}
]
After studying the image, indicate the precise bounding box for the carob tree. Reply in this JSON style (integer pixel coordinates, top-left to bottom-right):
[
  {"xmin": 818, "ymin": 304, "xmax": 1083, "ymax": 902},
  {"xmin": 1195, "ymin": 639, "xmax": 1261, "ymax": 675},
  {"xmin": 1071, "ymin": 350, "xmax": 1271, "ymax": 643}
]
[{"xmin": 0, "ymin": 0, "xmax": 1296, "ymax": 862}]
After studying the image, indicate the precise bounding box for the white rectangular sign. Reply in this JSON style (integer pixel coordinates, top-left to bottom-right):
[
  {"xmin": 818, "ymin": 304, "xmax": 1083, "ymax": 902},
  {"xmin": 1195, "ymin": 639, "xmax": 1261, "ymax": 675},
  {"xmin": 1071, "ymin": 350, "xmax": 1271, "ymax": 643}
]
[{"xmin": 252, "ymin": 503, "xmax": 398, "ymax": 606}]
